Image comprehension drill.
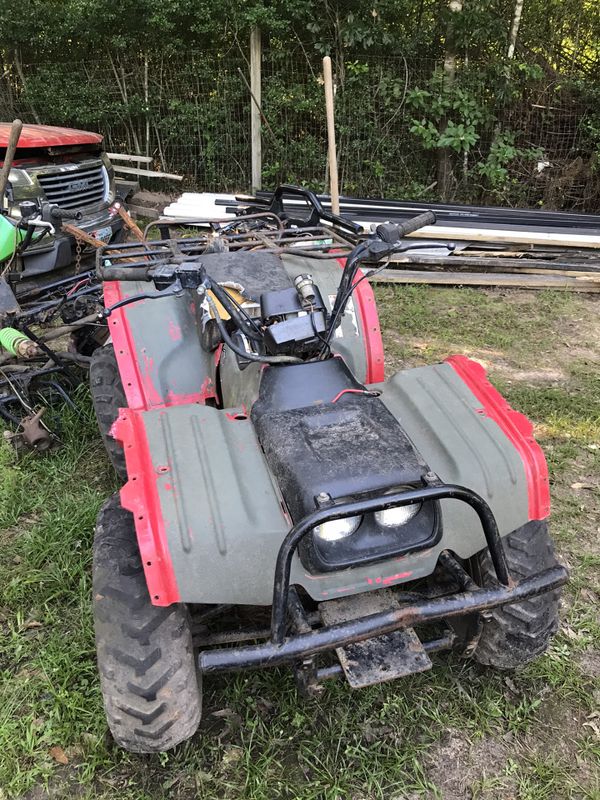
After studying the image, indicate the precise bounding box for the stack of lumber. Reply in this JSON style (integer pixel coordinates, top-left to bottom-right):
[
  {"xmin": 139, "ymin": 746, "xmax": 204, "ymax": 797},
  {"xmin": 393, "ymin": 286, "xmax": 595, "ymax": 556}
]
[
  {"xmin": 381, "ymin": 241, "xmax": 600, "ymax": 292},
  {"xmin": 256, "ymin": 191, "xmax": 600, "ymax": 291},
  {"xmin": 161, "ymin": 189, "xmax": 600, "ymax": 291}
]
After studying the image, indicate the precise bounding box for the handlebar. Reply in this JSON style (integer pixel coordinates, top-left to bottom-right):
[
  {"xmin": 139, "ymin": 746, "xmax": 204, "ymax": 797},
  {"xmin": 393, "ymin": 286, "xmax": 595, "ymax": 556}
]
[
  {"xmin": 264, "ymin": 184, "xmax": 363, "ymax": 239},
  {"xmin": 374, "ymin": 211, "xmax": 436, "ymax": 243},
  {"xmin": 322, "ymin": 210, "xmax": 437, "ymax": 353},
  {"xmin": 96, "ymin": 206, "xmax": 438, "ymax": 364}
]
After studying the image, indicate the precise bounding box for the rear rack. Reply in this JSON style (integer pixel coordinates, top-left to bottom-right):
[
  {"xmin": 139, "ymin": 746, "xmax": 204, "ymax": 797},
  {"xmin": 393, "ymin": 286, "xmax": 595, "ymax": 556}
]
[{"xmin": 96, "ymin": 215, "xmax": 356, "ymax": 275}]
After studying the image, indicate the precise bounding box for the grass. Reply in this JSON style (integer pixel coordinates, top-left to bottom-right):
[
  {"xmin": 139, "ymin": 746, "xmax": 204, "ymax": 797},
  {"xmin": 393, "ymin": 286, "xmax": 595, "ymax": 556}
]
[{"xmin": 0, "ymin": 286, "xmax": 599, "ymax": 799}]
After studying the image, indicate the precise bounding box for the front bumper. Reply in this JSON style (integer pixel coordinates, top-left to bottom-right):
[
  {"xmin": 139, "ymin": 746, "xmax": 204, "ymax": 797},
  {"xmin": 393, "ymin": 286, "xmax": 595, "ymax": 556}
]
[
  {"xmin": 199, "ymin": 565, "xmax": 567, "ymax": 673},
  {"xmin": 198, "ymin": 482, "xmax": 568, "ymax": 674}
]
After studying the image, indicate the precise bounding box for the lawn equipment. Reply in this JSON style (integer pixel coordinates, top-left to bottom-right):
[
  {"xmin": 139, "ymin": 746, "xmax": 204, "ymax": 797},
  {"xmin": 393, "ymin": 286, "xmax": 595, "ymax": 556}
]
[
  {"xmin": 0, "ymin": 200, "xmax": 109, "ymax": 448},
  {"xmin": 0, "ymin": 119, "xmax": 125, "ymax": 447},
  {"xmin": 90, "ymin": 186, "xmax": 568, "ymax": 753}
]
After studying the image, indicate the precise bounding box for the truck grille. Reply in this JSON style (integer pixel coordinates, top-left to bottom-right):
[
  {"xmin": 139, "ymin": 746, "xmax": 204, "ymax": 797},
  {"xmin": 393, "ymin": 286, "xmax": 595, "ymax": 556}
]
[{"xmin": 37, "ymin": 162, "xmax": 107, "ymax": 209}]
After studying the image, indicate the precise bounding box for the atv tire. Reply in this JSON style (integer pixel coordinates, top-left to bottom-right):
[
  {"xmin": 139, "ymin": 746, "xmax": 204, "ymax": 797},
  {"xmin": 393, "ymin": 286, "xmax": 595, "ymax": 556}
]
[
  {"xmin": 473, "ymin": 520, "xmax": 561, "ymax": 670},
  {"xmin": 90, "ymin": 344, "xmax": 127, "ymax": 479},
  {"xmin": 93, "ymin": 495, "xmax": 201, "ymax": 752}
]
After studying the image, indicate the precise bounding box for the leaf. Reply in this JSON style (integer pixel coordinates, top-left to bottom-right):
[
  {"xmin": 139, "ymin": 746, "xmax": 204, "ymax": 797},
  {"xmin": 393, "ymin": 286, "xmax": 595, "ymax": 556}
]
[
  {"xmin": 583, "ymin": 720, "xmax": 600, "ymax": 738},
  {"xmin": 49, "ymin": 746, "xmax": 68, "ymax": 765}
]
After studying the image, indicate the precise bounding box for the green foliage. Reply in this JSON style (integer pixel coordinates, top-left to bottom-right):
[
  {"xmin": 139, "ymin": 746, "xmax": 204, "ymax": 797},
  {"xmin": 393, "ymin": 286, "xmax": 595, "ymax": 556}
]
[
  {"xmin": 407, "ymin": 74, "xmax": 490, "ymax": 156},
  {"xmin": 477, "ymin": 131, "xmax": 543, "ymax": 193},
  {"xmin": 1, "ymin": 0, "xmax": 599, "ymax": 205}
]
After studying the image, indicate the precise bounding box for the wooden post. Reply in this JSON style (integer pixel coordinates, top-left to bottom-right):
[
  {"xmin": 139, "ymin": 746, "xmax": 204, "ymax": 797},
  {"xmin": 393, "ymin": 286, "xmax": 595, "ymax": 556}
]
[
  {"xmin": 250, "ymin": 27, "xmax": 262, "ymax": 194},
  {"xmin": 0, "ymin": 119, "xmax": 23, "ymax": 204},
  {"xmin": 322, "ymin": 56, "xmax": 340, "ymax": 215}
]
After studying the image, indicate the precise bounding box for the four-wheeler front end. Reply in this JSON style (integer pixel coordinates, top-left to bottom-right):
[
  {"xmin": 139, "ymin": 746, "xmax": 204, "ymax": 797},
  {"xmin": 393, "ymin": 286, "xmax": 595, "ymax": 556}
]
[{"xmin": 89, "ymin": 187, "xmax": 568, "ymax": 753}]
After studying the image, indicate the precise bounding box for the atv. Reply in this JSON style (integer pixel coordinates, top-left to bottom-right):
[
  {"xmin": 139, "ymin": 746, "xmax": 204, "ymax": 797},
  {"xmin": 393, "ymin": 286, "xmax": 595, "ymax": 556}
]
[{"xmin": 90, "ymin": 186, "xmax": 567, "ymax": 753}]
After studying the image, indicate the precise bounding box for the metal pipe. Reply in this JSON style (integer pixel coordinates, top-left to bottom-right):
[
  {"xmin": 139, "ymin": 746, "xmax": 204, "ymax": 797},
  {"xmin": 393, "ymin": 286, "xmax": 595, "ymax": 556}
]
[
  {"xmin": 423, "ymin": 630, "xmax": 457, "ymax": 652},
  {"xmin": 317, "ymin": 664, "xmax": 343, "ymax": 680},
  {"xmin": 194, "ymin": 628, "xmax": 271, "ymax": 647},
  {"xmin": 249, "ymin": 190, "xmax": 600, "ymax": 231}
]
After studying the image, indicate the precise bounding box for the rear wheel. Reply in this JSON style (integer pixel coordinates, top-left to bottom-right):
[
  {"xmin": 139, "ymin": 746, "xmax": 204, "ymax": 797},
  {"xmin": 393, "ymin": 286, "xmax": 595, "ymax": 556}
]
[
  {"xmin": 93, "ymin": 495, "xmax": 202, "ymax": 752},
  {"xmin": 473, "ymin": 520, "xmax": 561, "ymax": 669},
  {"xmin": 90, "ymin": 344, "xmax": 127, "ymax": 479}
]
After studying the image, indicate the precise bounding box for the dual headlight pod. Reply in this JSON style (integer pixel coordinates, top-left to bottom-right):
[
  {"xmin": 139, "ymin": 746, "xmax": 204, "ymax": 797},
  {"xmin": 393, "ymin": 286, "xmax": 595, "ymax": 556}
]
[
  {"xmin": 313, "ymin": 492, "xmax": 422, "ymax": 543},
  {"xmin": 306, "ymin": 488, "xmax": 440, "ymax": 574}
]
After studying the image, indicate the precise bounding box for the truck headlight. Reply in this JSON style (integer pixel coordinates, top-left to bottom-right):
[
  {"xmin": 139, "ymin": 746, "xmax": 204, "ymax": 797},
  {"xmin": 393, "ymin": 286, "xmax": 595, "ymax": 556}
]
[
  {"xmin": 375, "ymin": 502, "xmax": 421, "ymax": 527},
  {"xmin": 3, "ymin": 169, "xmax": 33, "ymax": 211},
  {"xmin": 314, "ymin": 515, "xmax": 361, "ymax": 542},
  {"xmin": 8, "ymin": 168, "xmax": 33, "ymax": 188}
]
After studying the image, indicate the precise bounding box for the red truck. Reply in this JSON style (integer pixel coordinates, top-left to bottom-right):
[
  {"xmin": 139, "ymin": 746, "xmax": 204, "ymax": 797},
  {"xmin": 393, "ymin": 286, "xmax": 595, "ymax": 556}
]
[{"xmin": 0, "ymin": 123, "xmax": 124, "ymax": 276}]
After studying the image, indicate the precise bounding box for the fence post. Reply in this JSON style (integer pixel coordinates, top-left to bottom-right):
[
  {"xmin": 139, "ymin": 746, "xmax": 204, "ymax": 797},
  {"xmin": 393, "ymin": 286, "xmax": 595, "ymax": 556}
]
[
  {"xmin": 250, "ymin": 27, "xmax": 262, "ymax": 193},
  {"xmin": 323, "ymin": 56, "xmax": 340, "ymax": 214},
  {"xmin": 322, "ymin": 56, "xmax": 340, "ymax": 215}
]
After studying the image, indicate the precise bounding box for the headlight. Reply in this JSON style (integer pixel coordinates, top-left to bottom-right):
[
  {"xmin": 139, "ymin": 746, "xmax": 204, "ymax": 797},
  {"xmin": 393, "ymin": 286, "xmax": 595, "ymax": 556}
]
[
  {"xmin": 375, "ymin": 502, "xmax": 421, "ymax": 527},
  {"xmin": 314, "ymin": 515, "xmax": 361, "ymax": 542},
  {"xmin": 8, "ymin": 168, "xmax": 33, "ymax": 188},
  {"xmin": 3, "ymin": 169, "xmax": 33, "ymax": 211}
]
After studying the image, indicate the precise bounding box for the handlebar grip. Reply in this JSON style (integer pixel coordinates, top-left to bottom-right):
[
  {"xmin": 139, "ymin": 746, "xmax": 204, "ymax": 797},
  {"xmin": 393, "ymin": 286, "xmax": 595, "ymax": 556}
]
[
  {"xmin": 375, "ymin": 210, "xmax": 436, "ymax": 243},
  {"xmin": 51, "ymin": 207, "xmax": 83, "ymax": 221},
  {"xmin": 97, "ymin": 265, "xmax": 151, "ymax": 282}
]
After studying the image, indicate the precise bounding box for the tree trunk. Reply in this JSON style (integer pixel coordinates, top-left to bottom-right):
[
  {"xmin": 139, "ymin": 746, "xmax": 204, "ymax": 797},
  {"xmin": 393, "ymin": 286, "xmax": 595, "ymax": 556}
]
[
  {"xmin": 14, "ymin": 49, "xmax": 41, "ymax": 124},
  {"xmin": 437, "ymin": 0, "xmax": 463, "ymax": 201},
  {"xmin": 507, "ymin": 0, "xmax": 525, "ymax": 59}
]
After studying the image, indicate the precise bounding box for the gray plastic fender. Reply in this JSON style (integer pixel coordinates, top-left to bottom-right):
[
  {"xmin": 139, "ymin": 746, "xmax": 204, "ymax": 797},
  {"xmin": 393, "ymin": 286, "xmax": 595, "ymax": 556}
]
[{"xmin": 114, "ymin": 358, "xmax": 546, "ymax": 606}]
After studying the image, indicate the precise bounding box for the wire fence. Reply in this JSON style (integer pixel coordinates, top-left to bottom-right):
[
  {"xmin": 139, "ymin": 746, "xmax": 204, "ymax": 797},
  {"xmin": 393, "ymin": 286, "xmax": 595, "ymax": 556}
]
[{"xmin": 1, "ymin": 47, "xmax": 598, "ymax": 209}]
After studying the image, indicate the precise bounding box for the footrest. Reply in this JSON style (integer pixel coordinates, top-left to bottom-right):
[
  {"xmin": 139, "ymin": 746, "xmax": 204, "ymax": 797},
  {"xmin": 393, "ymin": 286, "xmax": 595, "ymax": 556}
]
[{"xmin": 319, "ymin": 590, "xmax": 432, "ymax": 688}]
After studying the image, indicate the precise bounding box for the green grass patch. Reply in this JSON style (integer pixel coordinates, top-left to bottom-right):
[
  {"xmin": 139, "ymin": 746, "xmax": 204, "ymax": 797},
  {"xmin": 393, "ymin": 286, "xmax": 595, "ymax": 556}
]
[{"xmin": 376, "ymin": 285, "xmax": 585, "ymax": 367}]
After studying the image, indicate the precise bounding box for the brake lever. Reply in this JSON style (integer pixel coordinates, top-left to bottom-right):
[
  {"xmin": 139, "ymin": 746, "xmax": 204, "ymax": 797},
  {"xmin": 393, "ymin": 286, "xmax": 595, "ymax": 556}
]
[
  {"xmin": 22, "ymin": 217, "xmax": 55, "ymax": 235},
  {"xmin": 392, "ymin": 241, "xmax": 456, "ymax": 254},
  {"xmin": 101, "ymin": 279, "xmax": 184, "ymax": 318},
  {"xmin": 361, "ymin": 238, "xmax": 455, "ymax": 265}
]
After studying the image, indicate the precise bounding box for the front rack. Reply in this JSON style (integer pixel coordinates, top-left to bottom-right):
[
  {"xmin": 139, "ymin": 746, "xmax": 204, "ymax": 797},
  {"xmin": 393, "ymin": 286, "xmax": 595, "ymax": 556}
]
[{"xmin": 198, "ymin": 481, "xmax": 568, "ymax": 674}]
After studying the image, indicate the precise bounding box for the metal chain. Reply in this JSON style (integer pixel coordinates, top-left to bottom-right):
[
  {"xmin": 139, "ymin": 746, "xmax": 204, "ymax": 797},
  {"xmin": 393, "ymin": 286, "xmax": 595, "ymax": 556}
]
[{"xmin": 75, "ymin": 235, "xmax": 82, "ymax": 274}]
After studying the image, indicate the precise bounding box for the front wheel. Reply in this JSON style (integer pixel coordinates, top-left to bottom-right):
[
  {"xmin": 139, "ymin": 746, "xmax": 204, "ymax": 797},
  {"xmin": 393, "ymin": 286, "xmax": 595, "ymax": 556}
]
[
  {"xmin": 472, "ymin": 520, "xmax": 562, "ymax": 670},
  {"xmin": 93, "ymin": 495, "xmax": 202, "ymax": 752}
]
